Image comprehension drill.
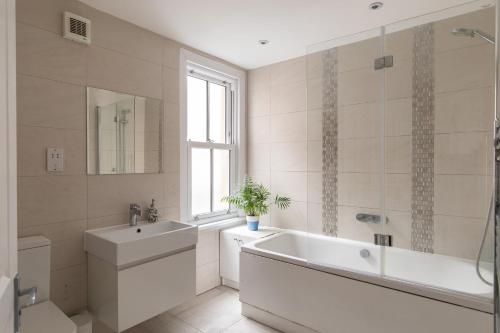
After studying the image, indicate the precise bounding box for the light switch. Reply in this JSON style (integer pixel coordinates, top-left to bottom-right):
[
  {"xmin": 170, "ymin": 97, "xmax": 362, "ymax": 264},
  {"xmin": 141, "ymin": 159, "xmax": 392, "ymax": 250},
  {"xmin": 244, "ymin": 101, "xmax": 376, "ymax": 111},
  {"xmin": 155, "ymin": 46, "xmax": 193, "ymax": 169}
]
[{"xmin": 47, "ymin": 148, "xmax": 64, "ymax": 172}]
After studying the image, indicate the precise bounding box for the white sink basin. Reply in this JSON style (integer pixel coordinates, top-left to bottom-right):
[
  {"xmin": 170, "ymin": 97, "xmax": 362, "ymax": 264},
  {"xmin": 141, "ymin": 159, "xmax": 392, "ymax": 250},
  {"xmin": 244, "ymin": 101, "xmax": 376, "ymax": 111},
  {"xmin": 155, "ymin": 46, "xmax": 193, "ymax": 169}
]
[{"xmin": 85, "ymin": 220, "xmax": 198, "ymax": 266}]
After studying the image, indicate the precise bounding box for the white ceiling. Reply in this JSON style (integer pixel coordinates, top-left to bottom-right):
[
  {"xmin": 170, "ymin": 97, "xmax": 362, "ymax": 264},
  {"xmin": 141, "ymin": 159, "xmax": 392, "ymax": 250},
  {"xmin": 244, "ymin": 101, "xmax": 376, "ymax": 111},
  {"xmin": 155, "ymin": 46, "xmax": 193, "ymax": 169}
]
[{"xmin": 80, "ymin": 0, "xmax": 493, "ymax": 69}]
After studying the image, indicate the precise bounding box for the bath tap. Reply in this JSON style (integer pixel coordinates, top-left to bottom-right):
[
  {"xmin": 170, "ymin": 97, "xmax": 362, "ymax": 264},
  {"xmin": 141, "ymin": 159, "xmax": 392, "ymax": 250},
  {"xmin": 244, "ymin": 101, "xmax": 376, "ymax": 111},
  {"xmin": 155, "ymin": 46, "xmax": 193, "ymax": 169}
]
[{"xmin": 129, "ymin": 203, "xmax": 142, "ymax": 226}]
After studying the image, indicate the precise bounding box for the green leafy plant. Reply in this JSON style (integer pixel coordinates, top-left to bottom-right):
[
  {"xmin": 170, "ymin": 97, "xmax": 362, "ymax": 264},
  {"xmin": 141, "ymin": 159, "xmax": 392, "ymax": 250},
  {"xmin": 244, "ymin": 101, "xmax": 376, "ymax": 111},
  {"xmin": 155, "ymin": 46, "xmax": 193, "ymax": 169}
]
[{"xmin": 222, "ymin": 176, "xmax": 291, "ymax": 216}]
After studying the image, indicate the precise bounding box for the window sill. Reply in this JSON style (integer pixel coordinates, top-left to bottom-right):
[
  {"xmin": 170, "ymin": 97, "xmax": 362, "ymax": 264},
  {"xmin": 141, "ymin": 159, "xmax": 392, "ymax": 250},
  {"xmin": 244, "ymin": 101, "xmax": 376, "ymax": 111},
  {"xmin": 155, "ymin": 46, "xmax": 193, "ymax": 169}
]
[{"xmin": 198, "ymin": 217, "xmax": 246, "ymax": 232}]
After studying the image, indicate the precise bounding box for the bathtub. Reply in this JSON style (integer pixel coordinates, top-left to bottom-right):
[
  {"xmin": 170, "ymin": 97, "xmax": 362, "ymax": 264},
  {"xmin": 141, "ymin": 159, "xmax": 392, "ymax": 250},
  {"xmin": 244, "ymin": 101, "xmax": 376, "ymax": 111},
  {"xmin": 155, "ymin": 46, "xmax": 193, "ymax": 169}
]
[{"xmin": 240, "ymin": 230, "xmax": 493, "ymax": 333}]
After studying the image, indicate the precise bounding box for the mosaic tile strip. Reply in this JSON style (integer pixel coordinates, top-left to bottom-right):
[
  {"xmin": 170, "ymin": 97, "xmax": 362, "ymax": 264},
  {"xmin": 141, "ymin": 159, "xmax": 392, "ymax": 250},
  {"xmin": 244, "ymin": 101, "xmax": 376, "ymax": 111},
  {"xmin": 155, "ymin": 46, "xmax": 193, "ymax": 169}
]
[
  {"xmin": 321, "ymin": 49, "xmax": 339, "ymax": 236},
  {"xmin": 411, "ymin": 23, "xmax": 435, "ymax": 253}
]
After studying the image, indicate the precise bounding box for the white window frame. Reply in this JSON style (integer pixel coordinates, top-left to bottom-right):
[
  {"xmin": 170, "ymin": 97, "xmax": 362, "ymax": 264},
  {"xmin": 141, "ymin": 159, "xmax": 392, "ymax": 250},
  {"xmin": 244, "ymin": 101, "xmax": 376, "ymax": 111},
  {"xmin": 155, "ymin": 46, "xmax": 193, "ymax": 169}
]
[{"xmin": 179, "ymin": 49, "xmax": 246, "ymax": 224}]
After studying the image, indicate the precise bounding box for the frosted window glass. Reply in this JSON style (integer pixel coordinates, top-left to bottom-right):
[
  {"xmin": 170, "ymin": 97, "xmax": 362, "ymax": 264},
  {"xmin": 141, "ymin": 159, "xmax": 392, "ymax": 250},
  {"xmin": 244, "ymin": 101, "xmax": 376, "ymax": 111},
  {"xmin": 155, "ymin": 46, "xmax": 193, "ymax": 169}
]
[
  {"xmin": 191, "ymin": 148, "xmax": 211, "ymax": 215},
  {"xmin": 187, "ymin": 76, "xmax": 207, "ymax": 141}
]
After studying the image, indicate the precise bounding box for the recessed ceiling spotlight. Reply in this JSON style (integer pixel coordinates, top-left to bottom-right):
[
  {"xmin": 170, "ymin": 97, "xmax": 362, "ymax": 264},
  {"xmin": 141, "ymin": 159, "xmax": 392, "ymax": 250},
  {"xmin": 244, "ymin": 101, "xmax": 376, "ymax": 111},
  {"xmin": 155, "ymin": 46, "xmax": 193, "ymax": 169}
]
[
  {"xmin": 258, "ymin": 40, "xmax": 270, "ymax": 46},
  {"xmin": 369, "ymin": 2, "xmax": 383, "ymax": 10}
]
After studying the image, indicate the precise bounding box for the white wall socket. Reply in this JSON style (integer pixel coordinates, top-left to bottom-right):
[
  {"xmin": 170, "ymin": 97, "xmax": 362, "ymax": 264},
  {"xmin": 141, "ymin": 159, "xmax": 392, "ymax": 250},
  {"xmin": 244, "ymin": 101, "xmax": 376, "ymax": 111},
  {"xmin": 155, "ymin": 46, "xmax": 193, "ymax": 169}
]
[{"xmin": 47, "ymin": 148, "xmax": 64, "ymax": 172}]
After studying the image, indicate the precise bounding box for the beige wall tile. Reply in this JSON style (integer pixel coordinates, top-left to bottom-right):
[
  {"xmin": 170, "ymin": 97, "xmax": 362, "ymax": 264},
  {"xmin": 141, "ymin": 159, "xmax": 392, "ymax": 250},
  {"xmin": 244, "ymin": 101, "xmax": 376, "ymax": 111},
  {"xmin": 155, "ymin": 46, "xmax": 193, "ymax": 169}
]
[
  {"xmin": 247, "ymin": 169, "xmax": 271, "ymax": 189},
  {"xmin": 385, "ymin": 58, "xmax": 411, "ymax": 100},
  {"xmin": 248, "ymin": 88, "xmax": 270, "ymax": 118},
  {"xmin": 338, "ymin": 138, "xmax": 380, "ymax": 173},
  {"xmin": 434, "ymin": 214, "xmax": 486, "ymax": 260},
  {"xmin": 163, "ymin": 144, "xmax": 180, "ymax": 173},
  {"xmin": 164, "ymin": 101, "xmax": 180, "ymax": 142},
  {"xmin": 17, "ymin": 75, "xmax": 86, "ymax": 130},
  {"xmin": 307, "ymin": 78, "xmax": 323, "ymax": 111},
  {"xmin": 18, "ymin": 175, "xmax": 87, "ymax": 227},
  {"xmin": 384, "ymin": 210, "xmax": 411, "ymax": 249},
  {"xmin": 307, "ymin": 109, "xmax": 322, "ymax": 141},
  {"xmin": 165, "ymin": 172, "xmax": 180, "ymax": 208},
  {"xmin": 270, "ymin": 112, "xmax": 306, "ymax": 142},
  {"xmin": 87, "ymin": 174, "xmax": 165, "ymax": 218},
  {"xmin": 87, "ymin": 7, "xmax": 164, "ymax": 64},
  {"xmin": 50, "ymin": 264, "xmax": 87, "ymax": 315},
  {"xmin": 164, "ymin": 206, "xmax": 180, "ymax": 221},
  {"xmin": 270, "ymin": 142, "xmax": 307, "ymax": 172},
  {"xmin": 247, "ymin": 143, "xmax": 270, "ymax": 172},
  {"xmin": 271, "ymin": 201, "xmax": 307, "ymax": 231},
  {"xmin": 87, "ymin": 45, "xmax": 162, "ymax": 99},
  {"xmin": 18, "ymin": 126, "xmax": 86, "ymax": 176},
  {"xmin": 163, "ymin": 39, "xmax": 181, "ymax": 69},
  {"xmin": 19, "ymin": 219, "xmax": 86, "ymax": 241},
  {"xmin": 385, "ymin": 174, "xmax": 411, "ymax": 212},
  {"xmin": 306, "ymin": 51, "xmax": 323, "ymax": 80},
  {"xmin": 435, "ymin": 87, "xmax": 494, "ymax": 134},
  {"xmin": 270, "ymin": 81, "xmax": 306, "ymax": 114},
  {"xmin": 87, "ymin": 214, "xmax": 128, "ymax": 229},
  {"xmin": 384, "ymin": 28, "xmax": 413, "ymax": 61},
  {"xmin": 163, "ymin": 66, "xmax": 180, "ymax": 103},
  {"xmin": 307, "ymin": 141, "xmax": 322, "ymax": 172},
  {"xmin": 385, "ymin": 98, "xmax": 411, "ymax": 137},
  {"xmin": 248, "ymin": 66, "xmax": 271, "ymax": 91},
  {"xmin": 17, "ymin": 23, "xmax": 87, "ymax": 85},
  {"xmin": 385, "ymin": 136, "xmax": 411, "ymax": 174},
  {"xmin": 338, "ymin": 173, "xmax": 381, "ymax": 209},
  {"xmin": 270, "ymin": 57, "xmax": 306, "ymax": 86},
  {"xmin": 435, "ymin": 174, "xmax": 492, "ymax": 218},
  {"xmin": 338, "ymin": 102, "xmax": 379, "ymax": 139},
  {"xmin": 435, "ymin": 44, "xmax": 494, "ymax": 93},
  {"xmin": 270, "ymin": 171, "xmax": 307, "ymax": 202},
  {"xmin": 338, "ymin": 37, "xmax": 378, "ymax": 73},
  {"xmin": 49, "ymin": 237, "xmax": 87, "ymax": 271},
  {"xmin": 435, "ymin": 132, "xmax": 491, "ymax": 175},
  {"xmin": 307, "ymin": 172, "xmax": 322, "ymax": 204},
  {"xmin": 338, "ymin": 68, "xmax": 382, "ymax": 106},
  {"xmin": 248, "ymin": 116, "xmax": 270, "ymax": 144},
  {"xmin": 307, "ymin": 202, "xmax": 323, "ymax": 234}
]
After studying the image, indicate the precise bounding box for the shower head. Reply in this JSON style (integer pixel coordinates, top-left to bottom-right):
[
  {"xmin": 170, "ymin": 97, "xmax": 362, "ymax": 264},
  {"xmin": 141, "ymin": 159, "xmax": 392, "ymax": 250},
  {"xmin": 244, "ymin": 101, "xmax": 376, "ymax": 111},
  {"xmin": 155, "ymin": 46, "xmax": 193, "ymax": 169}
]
[{"xmin": 451, "ymin": 27, "xmax": 495, "ymax": 44}]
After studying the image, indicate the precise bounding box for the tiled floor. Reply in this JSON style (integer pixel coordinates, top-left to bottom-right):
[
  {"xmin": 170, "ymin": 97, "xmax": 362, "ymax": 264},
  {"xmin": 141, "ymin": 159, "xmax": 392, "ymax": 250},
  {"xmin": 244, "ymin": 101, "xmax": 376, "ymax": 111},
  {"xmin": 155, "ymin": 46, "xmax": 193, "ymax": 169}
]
[{"xmin": 123, "ymin": 286, "xmax": 281, "ymax": 333}]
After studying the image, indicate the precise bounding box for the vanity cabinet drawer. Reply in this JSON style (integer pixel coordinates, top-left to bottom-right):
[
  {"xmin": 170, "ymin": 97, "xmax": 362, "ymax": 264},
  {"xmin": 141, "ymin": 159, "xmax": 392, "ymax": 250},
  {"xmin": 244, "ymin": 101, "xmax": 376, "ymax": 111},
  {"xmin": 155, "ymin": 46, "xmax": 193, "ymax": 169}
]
[{"xmin": 117, "ymin": 249, "xmax": 195, "ymax": 331}]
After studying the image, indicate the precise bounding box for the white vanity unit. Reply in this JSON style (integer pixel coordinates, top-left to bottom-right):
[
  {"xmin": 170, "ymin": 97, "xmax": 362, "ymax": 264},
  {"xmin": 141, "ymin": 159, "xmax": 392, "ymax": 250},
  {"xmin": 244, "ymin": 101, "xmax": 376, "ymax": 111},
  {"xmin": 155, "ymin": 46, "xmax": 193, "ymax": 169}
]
[
  {"xmin": 84, "ymin": 221, "xmax": 198, "ymax": 332},
  {"xmin": 220, "ymin": 225, "xmax": 279, "ymax": 289}
]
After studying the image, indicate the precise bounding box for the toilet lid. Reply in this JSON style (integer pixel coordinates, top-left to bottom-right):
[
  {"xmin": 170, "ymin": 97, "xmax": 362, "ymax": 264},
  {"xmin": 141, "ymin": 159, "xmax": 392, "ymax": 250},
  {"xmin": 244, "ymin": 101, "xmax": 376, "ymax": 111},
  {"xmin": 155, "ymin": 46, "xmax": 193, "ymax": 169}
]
[{"xmin": 19, "ymin": 301, "xmax": 76, "ymax": 333}]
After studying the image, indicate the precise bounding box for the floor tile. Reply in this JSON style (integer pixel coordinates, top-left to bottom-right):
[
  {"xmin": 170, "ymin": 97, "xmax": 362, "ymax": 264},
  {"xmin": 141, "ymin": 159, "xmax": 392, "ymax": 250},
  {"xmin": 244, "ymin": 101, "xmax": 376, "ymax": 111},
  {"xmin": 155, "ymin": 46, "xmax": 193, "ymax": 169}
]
[
  {"xmin": 124, "ymin": 286, "xmax": 277, "ymax": 333},
  {"xmin": 224, "ymin": 318, "xmax": 282, "ymax": 333},
  {"xmin": 174, "ymin": 287, "xmax": 243, "ymax": 332}
]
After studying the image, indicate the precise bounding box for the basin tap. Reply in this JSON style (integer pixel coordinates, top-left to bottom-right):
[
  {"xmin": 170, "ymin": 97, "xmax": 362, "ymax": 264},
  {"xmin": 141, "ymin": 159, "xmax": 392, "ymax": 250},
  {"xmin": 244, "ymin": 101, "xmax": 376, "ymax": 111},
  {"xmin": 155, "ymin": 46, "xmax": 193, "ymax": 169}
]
[{"xmin": 129, "ymin": 203, "xmax": 142, "ymax": 226}]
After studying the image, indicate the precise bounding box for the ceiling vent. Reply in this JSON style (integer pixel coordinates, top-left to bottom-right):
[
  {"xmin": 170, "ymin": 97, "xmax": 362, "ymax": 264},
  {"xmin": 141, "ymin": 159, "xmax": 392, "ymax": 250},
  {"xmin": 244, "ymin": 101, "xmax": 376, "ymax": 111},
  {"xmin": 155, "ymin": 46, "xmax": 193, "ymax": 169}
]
[{"xmin": 63, "ymin": 12, "xmax": 91, "ymax": 44}]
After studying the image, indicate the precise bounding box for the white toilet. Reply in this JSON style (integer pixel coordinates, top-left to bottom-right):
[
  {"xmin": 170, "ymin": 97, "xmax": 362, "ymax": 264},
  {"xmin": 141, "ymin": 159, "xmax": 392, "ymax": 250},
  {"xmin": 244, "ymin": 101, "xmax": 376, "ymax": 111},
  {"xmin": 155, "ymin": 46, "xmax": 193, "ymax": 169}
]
[{"xmin": 18, "ymin": 236, "xmax": 77, "ymax": 333}]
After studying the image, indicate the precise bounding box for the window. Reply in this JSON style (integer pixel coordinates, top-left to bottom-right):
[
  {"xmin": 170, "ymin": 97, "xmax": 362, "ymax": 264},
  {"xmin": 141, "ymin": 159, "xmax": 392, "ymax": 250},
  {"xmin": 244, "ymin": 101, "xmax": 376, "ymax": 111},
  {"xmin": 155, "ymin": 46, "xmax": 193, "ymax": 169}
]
[{"xmin": 180, "ymin": 51, "xmax": 245, "ymax": 224}]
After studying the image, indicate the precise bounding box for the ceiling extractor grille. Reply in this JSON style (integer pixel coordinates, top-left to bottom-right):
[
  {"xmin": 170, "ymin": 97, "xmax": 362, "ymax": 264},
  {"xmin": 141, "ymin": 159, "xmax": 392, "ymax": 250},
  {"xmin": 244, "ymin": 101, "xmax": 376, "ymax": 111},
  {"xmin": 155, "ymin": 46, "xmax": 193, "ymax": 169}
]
[{"xmin": 63, "ymin": 12, "xmax": 91, "ymax": 44}]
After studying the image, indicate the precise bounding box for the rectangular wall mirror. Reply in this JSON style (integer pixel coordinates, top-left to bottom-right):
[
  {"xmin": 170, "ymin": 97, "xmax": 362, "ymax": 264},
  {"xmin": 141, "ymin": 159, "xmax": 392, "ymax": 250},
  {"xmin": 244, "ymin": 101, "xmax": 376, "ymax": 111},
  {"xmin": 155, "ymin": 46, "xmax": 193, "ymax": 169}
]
[{"xmin": 87, "ymin": 87, "xmax": 163, "ymax": 175}]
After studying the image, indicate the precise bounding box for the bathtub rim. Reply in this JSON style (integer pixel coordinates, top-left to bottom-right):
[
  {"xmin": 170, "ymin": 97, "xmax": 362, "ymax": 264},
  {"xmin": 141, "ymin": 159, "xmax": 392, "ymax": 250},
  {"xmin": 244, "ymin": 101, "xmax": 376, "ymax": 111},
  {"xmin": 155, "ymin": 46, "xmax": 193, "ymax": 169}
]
[{"xmin": 241, "ymin": 230, "xmax": 493, "ymax": 314}]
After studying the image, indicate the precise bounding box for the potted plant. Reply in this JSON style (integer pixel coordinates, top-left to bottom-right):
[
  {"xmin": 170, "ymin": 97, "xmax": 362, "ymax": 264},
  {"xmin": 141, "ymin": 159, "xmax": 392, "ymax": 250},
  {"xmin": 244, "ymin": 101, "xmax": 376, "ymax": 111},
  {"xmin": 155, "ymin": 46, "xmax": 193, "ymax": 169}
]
[{"xmin": 222, "ymin": 176, "xmax": 291, "ymax": 231}]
